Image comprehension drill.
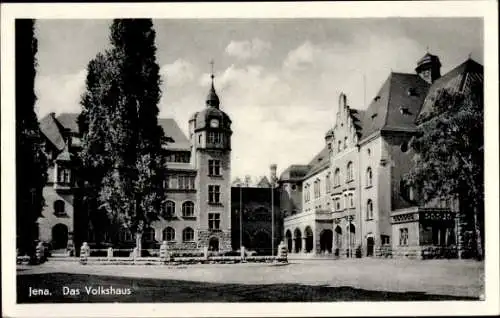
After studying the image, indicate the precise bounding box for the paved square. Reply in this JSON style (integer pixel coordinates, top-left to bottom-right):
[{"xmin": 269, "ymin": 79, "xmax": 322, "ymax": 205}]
[{"xmin": 17, "ymin": 259, "xmax": 484, "ymax": 302}]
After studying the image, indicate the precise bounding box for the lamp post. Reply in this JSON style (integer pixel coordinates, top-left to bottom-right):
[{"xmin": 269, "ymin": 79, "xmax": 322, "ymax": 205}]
[
  {"xmin": 270, "ymin": 164, "xmax": 277, "ymax": 257},
  {"xmin": 239, "ymin": 182, "xmax": 243, "ymax": 251}
]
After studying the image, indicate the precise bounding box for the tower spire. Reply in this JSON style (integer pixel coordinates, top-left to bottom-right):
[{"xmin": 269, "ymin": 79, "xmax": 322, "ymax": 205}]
[
  {"xmin": 210, "ymin": 59, "xmax": 215, "ymax": 86},
  {"xmin": 206, "ymin": 59, "xmax": 220, "ymax": 108}
]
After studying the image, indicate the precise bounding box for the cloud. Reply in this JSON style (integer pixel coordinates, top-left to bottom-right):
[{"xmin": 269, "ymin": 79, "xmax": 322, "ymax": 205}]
[
  {"xmin": 225, "ymin": 38, "xmax": 272, "ymax": 60},
  {"xmin": 35, "ymin": 69, "xmax": 87, "ymax": 117},
  {"xmin": 160, "ymin": 59, "xmax": 198, "ymax": 87}
]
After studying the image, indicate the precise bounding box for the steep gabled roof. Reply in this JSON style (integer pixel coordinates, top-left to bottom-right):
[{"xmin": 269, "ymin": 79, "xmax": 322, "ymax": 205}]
[
  {"xmin": 303, "ymin": 146, "xmax": 329, "ymax": 179},
  {"xmin": 39, "ymin": 113, "xmax": 65, "ymax": 151},
  {"xmin": 360, "ymin": 72, "xmax": 430, "ymax": 141},
  {"xmin": 419, "ymin": 58, "xmax": 483, "ymax": 120},
  {"xmin": 157, "ymin": 118, "xmax": 191, "ymax": 151}
]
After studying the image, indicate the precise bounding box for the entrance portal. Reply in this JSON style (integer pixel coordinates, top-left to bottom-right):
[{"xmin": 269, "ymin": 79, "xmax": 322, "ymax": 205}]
[
  {"xmin": 294, "ymin": 228, "xmax": 302, "ymax": 253},
  {"xmin": 285, "ymin": 230, "xmax": 292, "ymax": 253},
  {"xmin": 52, "ymin": 223, "xmax": 68, "ymax": 250},
  {"xmin": 367, "ymin": 236, "xmax": 374, "ymax": 257},
  {"xmin": 209, "ymin": 237, "xmax": 219, "ymax": 251},
  {"xmin": 305, "ymin": 226, "xmax": 314, "ymax": 253},
  {"xmin": 320, "ymin": 229, "xmax": 333, "ymax": 253}
]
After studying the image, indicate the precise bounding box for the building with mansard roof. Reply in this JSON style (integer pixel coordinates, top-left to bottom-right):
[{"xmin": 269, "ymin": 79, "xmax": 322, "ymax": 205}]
[
  {"xmin": 280, "ymin": 53, "xmax": 483, "ymax": 259},
  {"xmin": 37, "ymin": 74, "xmax": 235, "ymax": 254}
]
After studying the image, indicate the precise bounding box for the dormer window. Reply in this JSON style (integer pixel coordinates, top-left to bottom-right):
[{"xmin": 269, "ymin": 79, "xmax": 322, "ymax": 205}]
[
  {"xmin": 400, "ymin": 106, "xmax": 411, "ymax": 115},
  {"xmin": 374, "ymin": 96, "xmax": 381, "ymax": 102},
  {"xmin": 407, "ymin": 87, "xmax": 417, "ymax": 96}
]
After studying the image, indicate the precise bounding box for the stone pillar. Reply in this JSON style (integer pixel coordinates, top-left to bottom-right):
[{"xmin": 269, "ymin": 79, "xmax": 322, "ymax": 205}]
[
  {"xmin": 132, "ymin": 247, "xmax": 139, "ymax": 261},
  {"xmin": 67, "ymin": 232, "xmax": 75, "ymax": 256},
  {"xmin": 240, "ymin": 246, "xmax": 246, "ymax": 260},
  {"xmin": 159, "ymin": 241, "xmax": 168, "ymax": 263},
  {"xmin": 135, "ymin": 232, "xmax": 142, "ymax": 258},
  {"xmin": 107, "ymin": 247, "xmax": 113, "ymax": 260},
  {"xmin": 35, "ymin": 242, "xmax": 45, "ymax": 263},
  {"xmin": 303, "ymin": 237, "xmax": 307, "ymax": 253},
  {"xmin": 80, "ymin": 242, "xmax": 89, "ymax": 265},
  {"xmin": 291, "ymin": 238, "xmax": 296, "ymax": 253},
  {"xmin": 203, "ymin": 246, "xmax": 209, "ymax": 260}
]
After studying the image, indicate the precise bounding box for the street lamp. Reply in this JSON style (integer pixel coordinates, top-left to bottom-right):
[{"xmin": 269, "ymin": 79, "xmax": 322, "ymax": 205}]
[
  {"xmin": 270, "ymin": 164, "xmax": 277, "ymax": 257},
  {"xmin": 239, "ymin": 182, "xmax": 243, "ymax": 252}
]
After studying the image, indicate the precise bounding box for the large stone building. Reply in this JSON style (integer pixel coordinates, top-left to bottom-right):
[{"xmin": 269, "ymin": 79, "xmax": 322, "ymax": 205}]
[
  {"xmin": 37, "ymin": 74, "xmax": 234, "ymax": 253},
  {"xmin": 281, "ymin": 53, "xmax": 483, "ymax": 259}
]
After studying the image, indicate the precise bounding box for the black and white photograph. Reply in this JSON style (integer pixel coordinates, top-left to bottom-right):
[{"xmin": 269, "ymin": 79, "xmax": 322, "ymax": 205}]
[{"xmin": 2, "ymin": 1, "xmax": 499, "ymax": 317}]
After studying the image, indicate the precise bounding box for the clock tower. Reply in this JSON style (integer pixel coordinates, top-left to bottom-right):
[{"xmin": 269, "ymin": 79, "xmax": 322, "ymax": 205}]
[{"xmin": 188, "ymin": 67, "xmax": 232, "ymax": 252}]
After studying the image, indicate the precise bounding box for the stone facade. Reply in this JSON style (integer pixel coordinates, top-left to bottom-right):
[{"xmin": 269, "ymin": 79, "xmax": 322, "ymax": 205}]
[
  {"xmin": 280, "ymin": 54, "xmax": 483, "ymax": 259},
  {"xmin": 36, "ymin": 73, "xmax": 234, "ymax": 254}
]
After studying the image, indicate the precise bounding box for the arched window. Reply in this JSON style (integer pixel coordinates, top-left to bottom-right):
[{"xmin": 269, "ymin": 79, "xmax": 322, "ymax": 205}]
[
  {"xmin": 54, "ymin": 200, "xmax": 65, "ymax": 216},
  {"xmin": 163, "ymin": 227, "xmax": 175, "ymax": 241},
  {"xmin": 143, "ymin": 227, "xmax": 156, "ymax": 242},
  {"xmin": 334, "ymin": 168, "xmax": 340, "ymax": 187},
  {"xmin": 366, "ymin": 199, "xmax": 373, "ymax": 220},
  {"xmin": 366, "ymin": 167, "xmax": 373, "ymax": 187},
  {"xmin": 338, "ymin": 140, "xmax": 342, "ymax": 152},
  {"xmin": 182, "ymin": 227, "xmax": 194, "ymax": 242},
  {"xmin": 346, "ymin": 162, "xmax": 353, "ymax": 181},
  {"xmin": 182, "ymin": 201, "xmax": 194, "ymax": 217},
  {"xmin": 344, "ymin": 136, "xmax": 348, "ymax": 149},
  {"xmin": 164, "ymin": 200, "xmax": 175, "ymax": 218}
]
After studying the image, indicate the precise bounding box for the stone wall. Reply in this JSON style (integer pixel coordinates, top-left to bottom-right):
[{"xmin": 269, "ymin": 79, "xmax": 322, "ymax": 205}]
[{"xmin": 198, "ymin": 230, "xmax": 231, "ymax": 252}]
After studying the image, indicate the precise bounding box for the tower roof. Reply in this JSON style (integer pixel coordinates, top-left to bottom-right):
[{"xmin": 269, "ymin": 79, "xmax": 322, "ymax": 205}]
[
  {"xmin": 206, "ymin": 61, "xmax": 220, "ymax": 108},
  {"xmin": 415, "ymin": 52, "xmax": 442, "ymax": 72}
]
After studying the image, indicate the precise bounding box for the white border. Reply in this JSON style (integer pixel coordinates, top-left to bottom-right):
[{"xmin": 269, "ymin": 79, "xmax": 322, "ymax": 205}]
[{"xmin": 1, "ymin": 1, "xmax": 499, "ymax": 317}]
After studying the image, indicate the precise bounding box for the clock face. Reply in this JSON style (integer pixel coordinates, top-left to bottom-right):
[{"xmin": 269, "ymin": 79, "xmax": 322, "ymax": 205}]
[{"xmin": 210, "ymin": 119, "xmax": 219, "ymax": 128}]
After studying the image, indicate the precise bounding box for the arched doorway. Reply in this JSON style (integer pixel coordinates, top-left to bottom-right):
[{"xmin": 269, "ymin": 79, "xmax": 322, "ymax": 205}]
[
  {"xmin": 334, "ymin": 226, "xmax": 342, "ymax": 256},
  {"xmin": 366, "ymin": 236, "xmax": 375, "ymax": 257},
  {"xmin": 52, "ymin": 224, "xmax": 68, "ymax": 250},
  {"xmin": 254, "ymin": 231, "xmax": 271, "ymax": 255},
  {"xmin": 320, "ymin": 229, "xmax": 333, "ymax": 254},
  {"xmin": 209, "ymin": 237, "xmax": 219, "ymax": 251},
  {"xmin": 294, "ymin": 228, "xmax": 302, "ymax": 253},
  {"xmin": 285, "ymin": 230, "xmax": 292, "ymax": 253},
  {"xmin": 347, "ymin": 224, "xmax": 356, "ymax": 257},
  {"xmin": 304, "ymin": 226, "xmax": 314, "ymax": 253}
]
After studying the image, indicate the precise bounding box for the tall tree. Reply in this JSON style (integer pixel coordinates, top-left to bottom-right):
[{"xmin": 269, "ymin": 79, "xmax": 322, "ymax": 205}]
[
  {"xmin": 79, "ymin": 19, "xmax": 166, "ymax": 251},
  {"xmin": 405, "ymin": 83, "xmax": 484, "ymax": 260},
  {"xmin": 15, "ymin": 19, "xmax": 48, "ymax": 258},
  {"xmin": 78, "ymin": 52, "xmax": 119, "ymax": 246}
]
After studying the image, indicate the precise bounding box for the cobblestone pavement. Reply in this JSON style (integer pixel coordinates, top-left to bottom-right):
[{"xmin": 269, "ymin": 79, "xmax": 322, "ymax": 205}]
[{"xmin": 17, "ymin": 258, "xmax": 484, "ymax": 302}]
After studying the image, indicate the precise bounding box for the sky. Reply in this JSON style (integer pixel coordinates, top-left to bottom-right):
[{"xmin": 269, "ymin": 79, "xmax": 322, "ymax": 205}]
[{"xmin": 34, "ymin": 18, "xmax": 483, "ymax": 180}]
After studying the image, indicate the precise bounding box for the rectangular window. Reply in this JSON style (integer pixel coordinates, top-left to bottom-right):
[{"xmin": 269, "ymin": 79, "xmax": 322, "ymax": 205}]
[
  {"xmin": 399, "ymin": 228, "xmax": 409, "ymax": 246},
  {"xmin": 208, "ymin": 185, "xmax": 221, "ymax": 203},
  {"xmin": 177, "ymin": 176, "xmax": 195, "ymax": 190},
  {"xmin": 57, "ymin": 168, "xmax": 71, "ymax": 184},
  {"xmin": 349, "ymin": 193, "xmax": 354, "ymax": 208},
  {"xmin": 208, "ymin": 213, "xmax": 221, "ymax": 230},
  {"xmin": 169, "ymin": 176, "xmax": 178, "ymax": 189},
  {"xmin": 208, "ymin": 160, "xmax": 222, "ymax": 176},
  {"xmin": 208, "ymin": 132, "xmax": 223, "ymax": 145}
]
